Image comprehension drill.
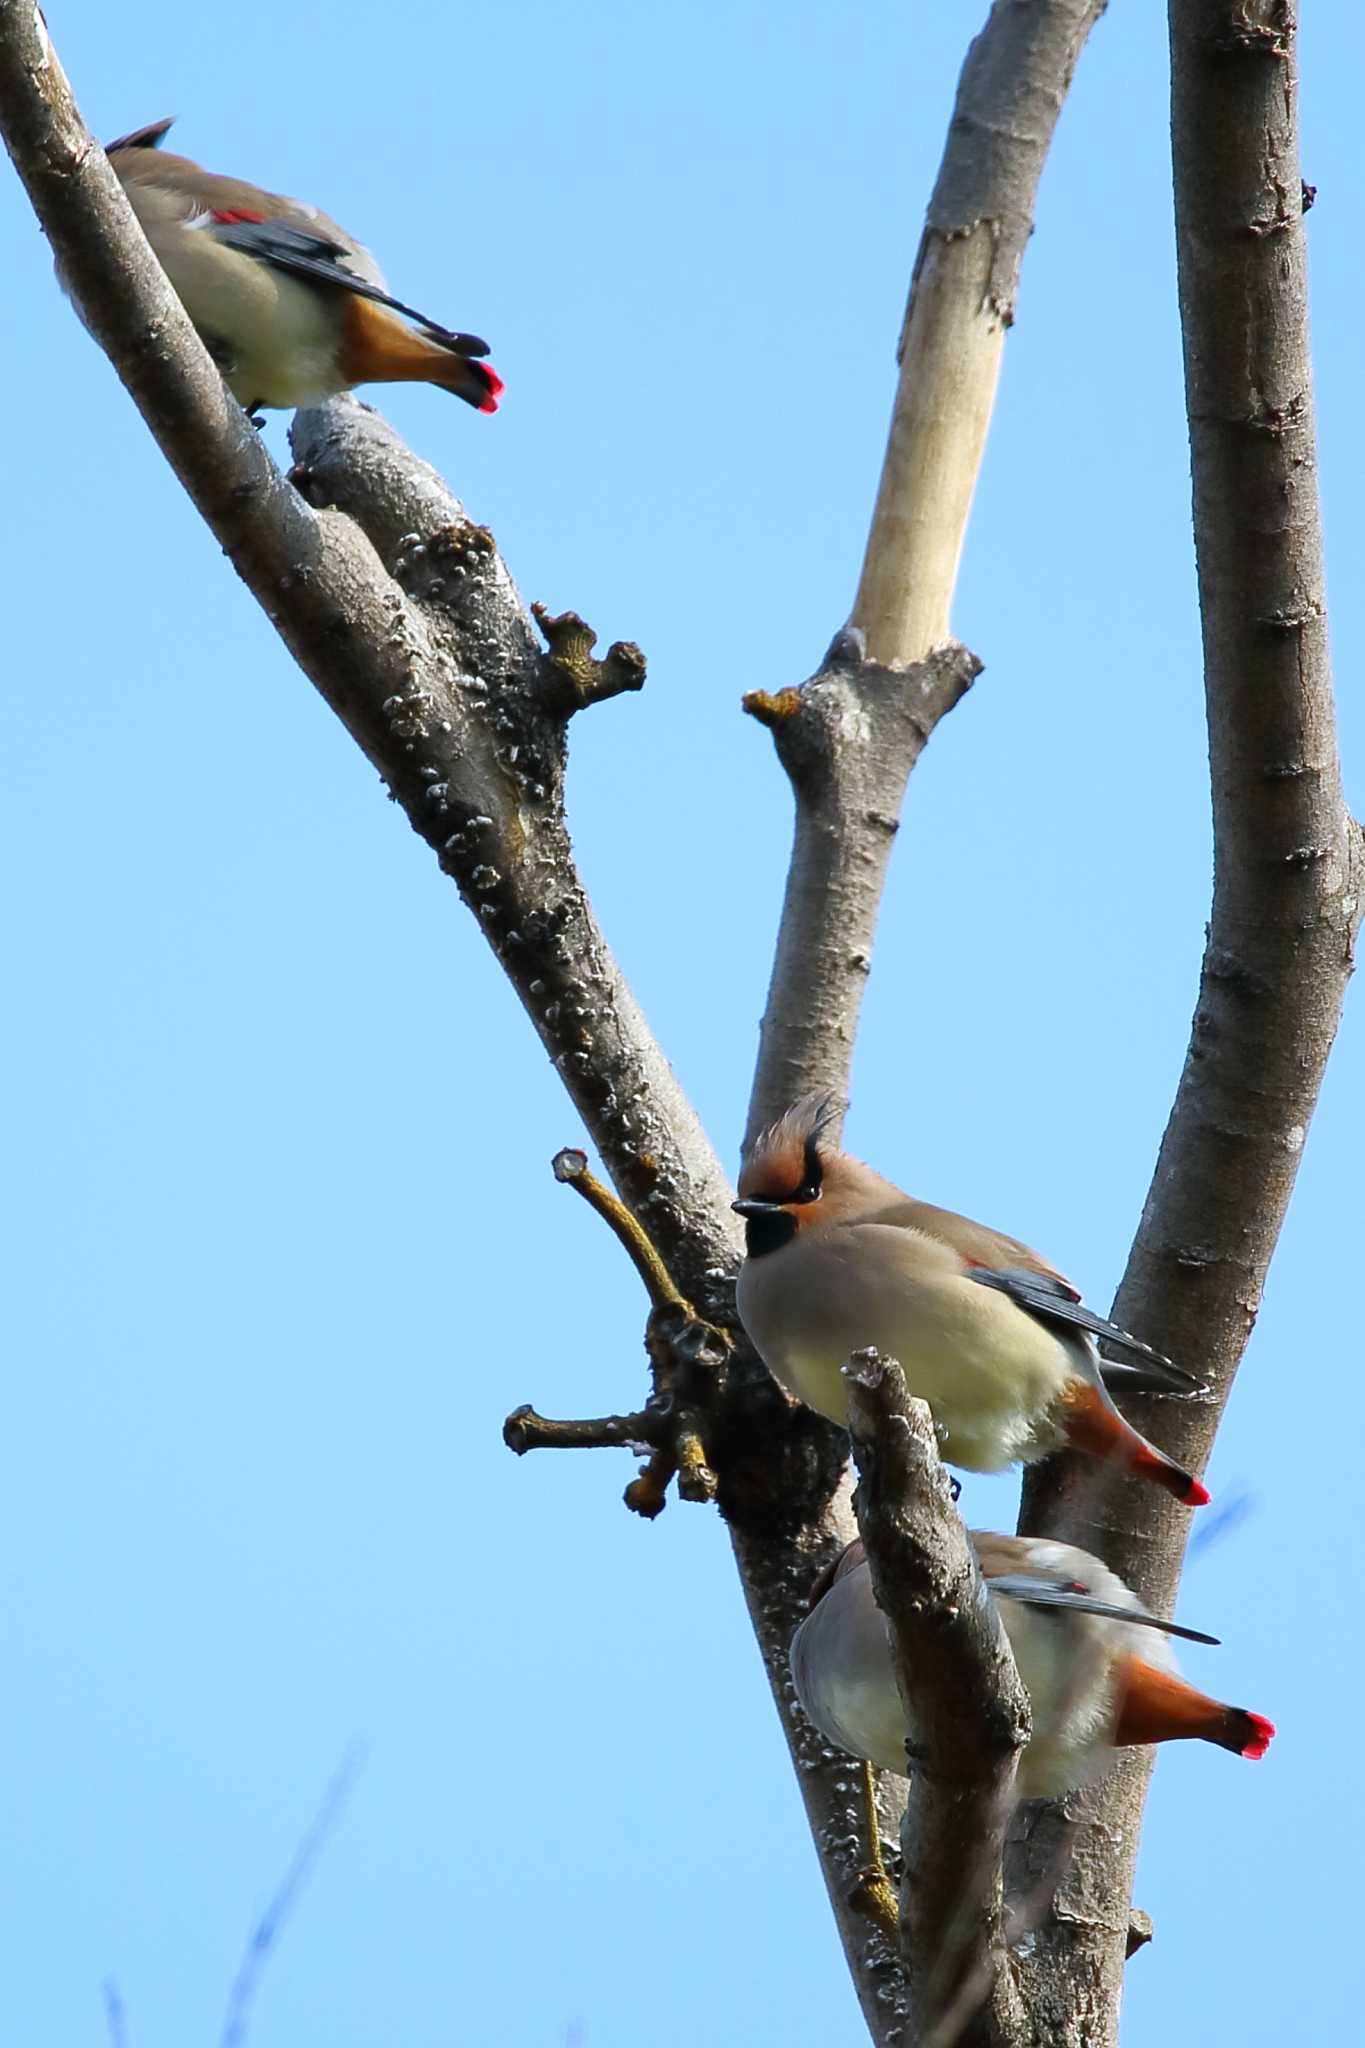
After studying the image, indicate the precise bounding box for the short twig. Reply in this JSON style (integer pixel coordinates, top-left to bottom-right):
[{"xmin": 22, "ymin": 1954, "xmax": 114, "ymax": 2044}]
[
  {"xmin": 218, "ymin": 1746, "xmax": 365, "ymax": 2048},
  {"xmin": 1126, "ymin": 1911, "xmax": 1154, "ymax": 1960},
  {"xmin": 533, "ymin": 604, "xmax": 647, "ymax": 714},
  {"xmin": 624, "ymin": 1447, "xmax": 677, "ymax": 1519},
  {"xmin": 552, "ymin": 1148, "xmax": 692, "ymax": 1314},
  {"xmin": 502, "ymin": 1404, "xmax": 660, "ymax": 1455}
]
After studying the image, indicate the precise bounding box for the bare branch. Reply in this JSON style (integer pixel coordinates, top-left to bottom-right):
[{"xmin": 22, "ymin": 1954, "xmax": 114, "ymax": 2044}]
[
  {"xmin": 0, "ymin": 9, "xmax": 740, "ymax": 1297},
  {"xmin": 852, "ymin": 0, "xmax": 1106, "ymax": 667},
  {"xmin": 744, "ymin": 639, "xmax": 979, "ymax": 1146},
  {"xmin": 550, "ymin": 1147, "xmax": 692, "ymax": 1315},
  {"xmin": 845, "ymin": 1353, "xmax": 1030, "ymax": 2048},
  {"xmin": 1014, "ymin": 6, "xmax": 1362, "ymax": 2035},
  {"xmin": 745, "ymin": 0, "xmax": 1107, "ymax": 1148},
  {"xmin": 502, "ymin": 1404, "xmax": 659, "ymax": 1455},
  {"xmin": 286, "ymin": 398, "xmax": 754, "ymax": 1298}
]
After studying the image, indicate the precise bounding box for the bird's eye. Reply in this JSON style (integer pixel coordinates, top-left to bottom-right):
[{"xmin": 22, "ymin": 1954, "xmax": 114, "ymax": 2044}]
[{"xmin": 787, "ymin": 1135, "xmax": 825, "ymax": 1205}]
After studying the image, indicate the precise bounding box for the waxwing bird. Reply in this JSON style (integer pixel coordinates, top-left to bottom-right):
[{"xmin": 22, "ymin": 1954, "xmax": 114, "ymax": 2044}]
[
  {"xmin": 99, "ymin": 120, "xmax": 503, "ymax": 417},
  {"xmin": 733, "ymin": 1096, "xmax": 1208, "ymax": 1502},
  {"xmin": 790, "ymin": 1535, "xmax": 1273, "ymax": 1799}
]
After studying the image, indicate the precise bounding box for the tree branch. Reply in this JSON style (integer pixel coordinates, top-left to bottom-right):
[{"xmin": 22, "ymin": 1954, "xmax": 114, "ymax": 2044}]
[
  {"xmin": 743, "ymin": 639, "xmax": 979, "ymax": 1147},
  {"xmin": 846, "ymin": 1354, "xmax": 1031, "ymax": 2048},
  {"xmin": 0, "ymin": 5, "xmax": 738, "ymax": 1296},
  {"xmin": 738, "ymin": 9, "xmax": 1105, "ymax": 2020},
  {"xmin": 0, "ymin": 21, "xmax": 868, "ymax": 2023},
  {"xmin": 852, "ymin": 0, "xmax": 1106, "ymax": 668},
  {"xmin": 1013, "ymin": 7, "xmax": 1362, "ymax": 2038},
  {"xmin": 744, "ymin": 0, "xmax": 1107, "ymax": 1148}
]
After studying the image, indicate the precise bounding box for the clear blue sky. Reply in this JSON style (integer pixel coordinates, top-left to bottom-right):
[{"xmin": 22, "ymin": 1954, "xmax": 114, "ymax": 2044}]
[{"xmin": 4, "ymin": 5, "xmax": 1360, "ymax": 2044}]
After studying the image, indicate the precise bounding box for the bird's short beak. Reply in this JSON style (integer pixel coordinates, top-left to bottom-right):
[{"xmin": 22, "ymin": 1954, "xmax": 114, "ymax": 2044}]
[{"xmin": 732, "ymin": 1196, "xmax": 781, "ymax": 1218}]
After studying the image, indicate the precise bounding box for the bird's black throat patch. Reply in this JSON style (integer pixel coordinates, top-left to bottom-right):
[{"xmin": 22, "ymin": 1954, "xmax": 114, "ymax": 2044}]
[{"xmin": 744, "ymin": 1209, "xmax": 798, "ymax": 1258}]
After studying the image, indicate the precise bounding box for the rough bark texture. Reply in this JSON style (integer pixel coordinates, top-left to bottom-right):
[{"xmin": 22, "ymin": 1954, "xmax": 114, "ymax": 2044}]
[
  {"xmin": 847, "ymin": 1359, "xmax": 1030, "ymax": 2048},
  {"xmin": 1011, "ymin": 7, "xmax": 1362, "ymax": 2040}
]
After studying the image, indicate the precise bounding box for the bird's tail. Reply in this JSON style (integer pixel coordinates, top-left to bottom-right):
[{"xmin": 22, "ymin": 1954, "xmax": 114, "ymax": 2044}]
[
  {"xmin": 1060, "ymin": 1380, "xmax": 1210, "ymax": 1505},
  {"xmin": 429, "ymin": 351, "xmax": 504, "ymax": 412},
  {"xmin": 341, "ymin": 297, "xmax": 503, "ymax": 411},
  {"xmin": 1114, "ymin": 1656, "xmax": 1274, "ymax": 1759}
]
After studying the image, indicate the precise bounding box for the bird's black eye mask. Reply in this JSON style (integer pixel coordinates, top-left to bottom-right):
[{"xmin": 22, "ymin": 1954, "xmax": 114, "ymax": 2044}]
[{"xmin": 788, "ymin": 1135, "xmax": 825, "ymax": 1206}]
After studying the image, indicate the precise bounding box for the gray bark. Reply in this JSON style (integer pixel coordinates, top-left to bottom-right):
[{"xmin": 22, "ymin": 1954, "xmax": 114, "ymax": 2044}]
[
  {"xmin": 1011, "ymin": 6, "xmax": 1362, "ymax": 2041},
  {"xmin": 847, "ymin": 1359, "xmax": 1030, "ymax": 2048},
  {"xmin": 748, "ymin": 0, "xmax": 1108, "ymax": 1148}
]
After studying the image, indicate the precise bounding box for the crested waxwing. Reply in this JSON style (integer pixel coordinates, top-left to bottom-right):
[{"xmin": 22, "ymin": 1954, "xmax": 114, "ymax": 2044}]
[
  {"xmin": 790, "ymin": 1535, "xmax": 1273, "ymax": 1799},
  {"xmin": 733, "ymin": 1096, "xmax": 1208, "ymax": 1503},
  {"xmin": 97, "ymin": 120, "xmax": 503, "ymax": 417}
]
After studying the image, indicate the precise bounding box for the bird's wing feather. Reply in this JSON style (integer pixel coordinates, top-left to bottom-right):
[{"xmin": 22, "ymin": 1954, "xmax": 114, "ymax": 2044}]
[
  {"xmin": 986, "ymin": 1573, "xmax": 1219, "ymax": 1645},
  {"xmin": 105, "ymin": 117, "xmax": 177, "ymax": 153},
  {"xmin": 868, "ymin": 1196, "xmax": 1066, "ymax": 1278},
  {"xmin": 205, "ymin": 219, "xmax": 490, "ymax": 358},
  {"xmin": 966, "ymin": 1264, "xmax": 1200, "ymax": 1385},
  {"xmin": 1097, "ymin": 1355, "xmax": 1207, "ymax": 1398}
]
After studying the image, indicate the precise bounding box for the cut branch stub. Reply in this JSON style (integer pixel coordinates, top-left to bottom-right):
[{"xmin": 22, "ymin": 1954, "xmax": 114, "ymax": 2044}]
[
  {"xmin": 743, "ymin": 641, "xmax": 979, "ymax": 800},
  {"xmin": 532, "ymin": 603, "xmax": 647, "ymax": 715}
]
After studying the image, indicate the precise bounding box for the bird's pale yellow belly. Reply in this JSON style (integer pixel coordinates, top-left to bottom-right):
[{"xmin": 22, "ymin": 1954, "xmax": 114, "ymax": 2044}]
[
  {"xmin": 136, "ymin": 194, "xmax": 348, "ymax": 407},
  {"xmin": 739, "ymin": 1223, "xmax": 1073, "ymax": 1470}
]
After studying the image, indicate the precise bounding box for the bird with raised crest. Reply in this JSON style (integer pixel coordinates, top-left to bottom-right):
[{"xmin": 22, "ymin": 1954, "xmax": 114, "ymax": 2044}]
[{"xmin": 733, "ymin": 1095, "xmax": 1208, "ymax": 1503}]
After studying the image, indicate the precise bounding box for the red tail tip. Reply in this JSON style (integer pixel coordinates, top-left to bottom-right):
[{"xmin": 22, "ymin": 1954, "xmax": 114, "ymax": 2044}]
[
  {"xmin": 479, "ymin": 366, "xmax": 505, "ymax": 415},
  {"xmin": 1239, "ymin": 1712, "xmax": 1275, "ymax": 1760}
]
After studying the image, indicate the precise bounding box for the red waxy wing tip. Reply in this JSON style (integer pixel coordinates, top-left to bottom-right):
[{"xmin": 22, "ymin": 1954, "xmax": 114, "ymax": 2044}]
[
  {"xmin": 210, "ymin": 208, "xmax": 268, "ymax": 225},
  {"xmin": 478, "ymin": 366, "xmax": 505, "ymax": 414},
  {"xmin": 1184, "ymin": 1476, "xmax": 1212, "ymax": 1507}
]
